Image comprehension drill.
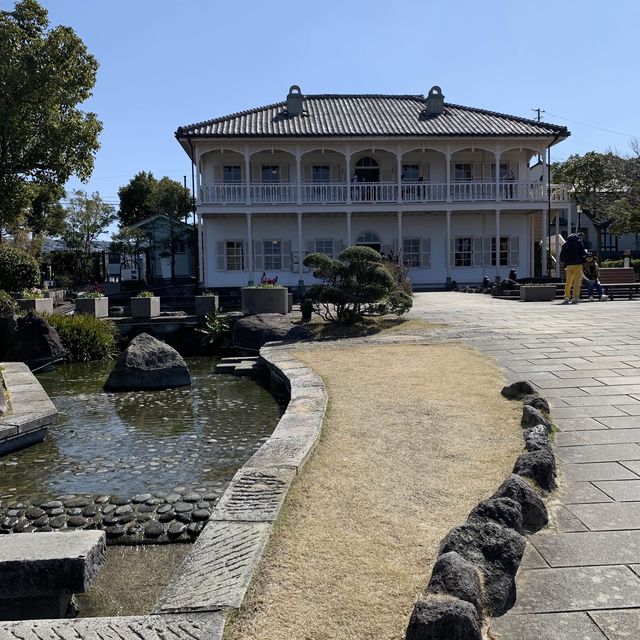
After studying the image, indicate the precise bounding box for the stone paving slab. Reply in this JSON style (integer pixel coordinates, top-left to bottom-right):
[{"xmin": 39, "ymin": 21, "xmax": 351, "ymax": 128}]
[
  {"xmin": 520, "ymin": 543, "xmax": 549, "ymax": 569},
  {"xmin": 563, "ymin": 395, "xmax": 640, "ymax": 407},
  {"xmin": 556, "ymin": 444, "xmax": 640, "ymax": 464},
  {"xmin": 534, "ymin": 387, "xmax": 590, "ymax": 398},
  {"xmin": 595, "ymin": 480, "xmax": 640, "ymax": 501},
  {"xmin": 555, "ymin": 432, "xmax": 589, "ymax": 446},
  {"xmin": 154, "ymin": 520, "xmax": 272, "ymax": 613},
  {"xmin": 211, "ymin": 467, "xmax": 295, "ymax": 522},
  {"xmin": 585, "ymin": 384, "xmax": 640, "ymax": 396},
  {"xmin": 490, "ymin": 612, "xmax": 607, "ymax": 640},
  {"xmin": 532, "ymin": 530, "xmax": 640, "ymax": 567},
  {"xmin": 589, "ymin": 609, "xmax": 640, "ymax": 639},
  {"xmin": 613, "ymin": 405, "xmax": 640, "ymax": 416},
  {"xmin": 510, "ymin": 566, "xmax": 640, "ymax": 614},
  {"xmin": 620, "ymin": 460, "xmax": 640, "ymax": 476},
  {"xmin": 560, "ymin": 481, "xmax": 613, "ymax": 504},
  {"xmin": 568, "ymin": 502, "xmax": 640, "ymax": 531},
  {"xmin": 573, "ymin": 429, "xmax": 640, "ymax": 445},
  {"xmin": 534, "ymin": 378, "xmax": 606, "ymax": 389},
  {"xmin": 552, "ymin": 407, "xmax": 628, "ymax": 419},
  {"xmin": 555, "ymin": 418, "xmax": 610, "ymax": 432},
  {"xmin": 553, "ymin": 505, "xmax": 589, "ymax": 532},
  {"xmin": 595, "ymin": 416, "xmax": 640, "ymax": 429},
  {"xmin": 0, "ymin": 613, "xmax": 224, "ymax": 640}
]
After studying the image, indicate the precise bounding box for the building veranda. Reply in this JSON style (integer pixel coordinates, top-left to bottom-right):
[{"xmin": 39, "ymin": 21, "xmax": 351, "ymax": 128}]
[{"xmin": 176, "ymin": 85, "xmax": 571, "ymax": 289}]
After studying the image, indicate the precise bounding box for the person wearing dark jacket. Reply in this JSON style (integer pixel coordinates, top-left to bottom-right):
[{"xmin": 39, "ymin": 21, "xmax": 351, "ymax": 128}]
[
  {"xmin": 559, "ymin": 233, "xmax": 587, "ymax": 303},
  {"xmin": 583, "ymin": 253, "xmax": 606, "ymax": 301}
]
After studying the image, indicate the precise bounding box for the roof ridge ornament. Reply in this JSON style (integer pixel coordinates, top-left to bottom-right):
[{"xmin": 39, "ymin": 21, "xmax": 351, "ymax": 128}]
[
  {"xmin": 287, "ymin": 85, "xmax": 304, "ymax": 116},
  {"xmin": 425, "ymin": 86, "xmax": 444, "ymax": 115}
]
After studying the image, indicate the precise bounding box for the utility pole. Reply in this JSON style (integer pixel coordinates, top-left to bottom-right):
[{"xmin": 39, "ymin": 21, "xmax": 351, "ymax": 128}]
[{"xmin": 531, "ymin": 108, "xmax": 545, "ymax": 122}]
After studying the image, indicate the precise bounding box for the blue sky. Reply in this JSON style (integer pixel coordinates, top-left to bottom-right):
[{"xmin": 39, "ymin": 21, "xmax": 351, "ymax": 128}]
[{"xmin": 5, "ymin": 0, "xmax": 640, "ymax": 231}]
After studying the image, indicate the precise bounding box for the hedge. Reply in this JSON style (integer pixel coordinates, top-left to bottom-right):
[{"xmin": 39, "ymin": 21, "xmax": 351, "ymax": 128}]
[
  {"xmin": 44, "ymin": 313, "xmax": 118, "ymax": 362},
  {"xmin": 0, "ymin": 245, "xmax": 40, "ymax": 292}
]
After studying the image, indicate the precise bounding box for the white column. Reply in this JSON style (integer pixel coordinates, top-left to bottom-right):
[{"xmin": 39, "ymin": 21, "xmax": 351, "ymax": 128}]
[
  {"xmin": 198, "ymin": 212, "xmax": 204, "ymax": 286},
  {"xmin": 495, "ymin": 209, "xmax": 501, "ymax": 280},
  {"xmin": 555, "ymin": 210, "xmax": 561, "ymax": 277},
  {"xmin": 541, "ymin": 209, "xmax": 548, "ymax": 277},
  {"xmin": 345, "ymin": 147, "xmax": 352, "ymax": 205},
  {"xmin": 295, "ymin": 148, "xmax": 302, "ymax": 205},
  {"xmin": 195, "ymin": 159, "xmax": 202, "ymax": 206},
  {"xmin": 397, "ymin": 211, "xmax": 403, "ymax": 262},
  {"xmin": 396, "ymin": 146, "xmax": 403, "ymax": 203},
  {"xmin": 446, "ymin": 209, "xmax": 452, "ymax": 280},
  {"xmin": 567, "ymin": 205, "xmax": 572, "ymax": 236},
  {"xmin": 495, "ymin": 147, "xmax": 502, "ymax": 202},
  {"xmin": 446, "ymin": 146, "xmax": 452, "ymax": 203},
  {"xmin": 346, "ymin": 211, "xmax": 352, "ymax": 246},
  {"xmin": 297, "ymin": 211, "xmax": 304, "ymax": 287},
  {"xmin": 244, "ymin": 146, "xmax": 252, "ymax": 205},
  {"xmin": 246, "ymin": 212, "xmax": 254, "ymax": 285}
]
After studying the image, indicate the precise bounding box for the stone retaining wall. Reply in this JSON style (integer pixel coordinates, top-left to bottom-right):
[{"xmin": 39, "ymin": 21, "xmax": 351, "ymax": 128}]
[
  {"xmin": 0, "ymin": 362, "xmax": 58, "ymax": 457},
  {"xmin": 0, "ymin": 342, "xmax": 327, "ymax": 638}
]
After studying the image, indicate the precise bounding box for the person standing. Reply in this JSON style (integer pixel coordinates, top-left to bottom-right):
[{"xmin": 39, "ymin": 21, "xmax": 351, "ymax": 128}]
[
  {"xmin": 583, "ymin": 252, "xmax": 606, "ymax": 301},
  {"xmin": 559, "ymin": 233, "xmax": 587, "ymax": 304}
]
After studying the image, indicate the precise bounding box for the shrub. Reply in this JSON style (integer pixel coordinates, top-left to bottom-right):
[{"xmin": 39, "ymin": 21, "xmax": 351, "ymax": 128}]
[
  {"xmin": 303, "ymin": 245, "xmax": 413, "ymax": 325},
  {"xmin": 0, "ymin": 291, "xmax": 18, "ymax": 318},
  {"xmin": 0, "ymin": 245, "xmax": 40, "ymax": 292},
  {"xmin": 21, "ymin": 287, "xmax": 45, "ymax": 299},
  {"xmin": 44, "ymin": 313, "xmax": 118, "ymax": 362},
  {"xmin": 137, "ymin": 290, "xmax": 154, "ymax": 298},
  {"xmin": 196, "ymin": 309, "xmax": 230, "ymax": 349}
]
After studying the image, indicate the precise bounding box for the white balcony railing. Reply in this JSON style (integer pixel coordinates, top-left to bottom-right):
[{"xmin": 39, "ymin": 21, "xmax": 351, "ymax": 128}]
[{"xmin": 200, "ymin": 181, "xmax": 569, "ymax": 205}]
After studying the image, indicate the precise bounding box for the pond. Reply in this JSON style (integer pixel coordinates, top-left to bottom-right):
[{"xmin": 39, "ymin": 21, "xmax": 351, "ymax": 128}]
[{"xmin": 0, "ymin": 358, "xmax": 283, "ymax": 505}]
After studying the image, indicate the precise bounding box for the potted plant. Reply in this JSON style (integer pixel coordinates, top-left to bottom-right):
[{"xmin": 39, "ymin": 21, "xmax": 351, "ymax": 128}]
[
  {"xmin": 519, "ymin": 284, "xmax": 557, "ymax": 302},
  {"xmin": 75, "ymin": 285, "xmax": 109, "ymax": 318},
  {"xmin": 17, "ymin": 288, "xmax": 53, "ymax": 314},
  {"xmin": 195, "ymin": 290, "xmax": 219, "ymax": 317},
  {"xmin": 241, "ymin": 273, "xmax": 288, "ymax": 315},
  {"xmin": 130, "ymin": 290, "xmax": 160, "ymax": 318}
]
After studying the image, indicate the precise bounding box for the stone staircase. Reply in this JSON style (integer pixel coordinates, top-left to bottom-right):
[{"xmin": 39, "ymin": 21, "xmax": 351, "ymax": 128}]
[{"xmin": 215, "ymin": 356, "xmax": 268, "ymax": 378}]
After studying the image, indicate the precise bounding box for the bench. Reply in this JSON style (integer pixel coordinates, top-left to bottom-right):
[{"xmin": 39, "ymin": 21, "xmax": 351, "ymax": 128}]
[{"xmin": 599, "ymin": 267, "xmax": 640, "ymax": 300}]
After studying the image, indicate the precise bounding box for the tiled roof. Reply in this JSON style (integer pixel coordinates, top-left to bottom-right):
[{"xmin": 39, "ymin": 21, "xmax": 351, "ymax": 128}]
[{"xmin": 176, "ymin": 95, "xmax": 569, "ymax": 139}]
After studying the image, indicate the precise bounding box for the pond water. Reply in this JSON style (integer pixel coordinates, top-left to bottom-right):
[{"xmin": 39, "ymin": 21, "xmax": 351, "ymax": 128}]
[{"xmin": 0, "ymin": 358, "xmax": 283, "ymax": 504}]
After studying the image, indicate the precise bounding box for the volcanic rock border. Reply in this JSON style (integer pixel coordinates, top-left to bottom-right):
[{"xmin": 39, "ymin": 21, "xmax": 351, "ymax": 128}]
[{"xmin": 405, "ymin": 380, "xmax": 556, "ymax": 640}]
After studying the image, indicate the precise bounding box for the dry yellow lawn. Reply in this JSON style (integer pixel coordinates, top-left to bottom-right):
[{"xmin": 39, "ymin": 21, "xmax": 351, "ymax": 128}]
[{"xmin": 225, "ymin": 343, "xmax": 522, "ymax": 640}]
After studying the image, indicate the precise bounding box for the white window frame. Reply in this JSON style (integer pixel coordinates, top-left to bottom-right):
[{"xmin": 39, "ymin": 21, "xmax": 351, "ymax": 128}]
[
  {"xmin": 454, "ymin": 236, "xmax": 473, "ymax": 266},
  {"xmin": 403, "ymin": 237, "xmax": 421, "ymax": 267},
  {"xmin": 312, "ymin": 165, "xmax": 331, "ymax": 183},
  {"xmin": 223, "ymin": 165, "xmax": 242, "ymax": 183},
  {"xmin": 217, "ymin": 240, "xmax": 245, "ymax": 272},
  {"xmin": 313, "ymin": 238, "xmax": 335, "ymax": 257},
  {"xmin": 261, "ymin": 165, "xmax": 280, "ymax": 183}
]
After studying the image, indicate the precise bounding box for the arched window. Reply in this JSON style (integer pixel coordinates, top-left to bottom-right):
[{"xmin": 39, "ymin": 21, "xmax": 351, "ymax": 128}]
[
  {"xmin": 354, "ymin": 156, "xmax": 380, "ymax": 183},
  {"xmin": 355, "ymin": 157, "xmax": 379, "ymax": 168}
]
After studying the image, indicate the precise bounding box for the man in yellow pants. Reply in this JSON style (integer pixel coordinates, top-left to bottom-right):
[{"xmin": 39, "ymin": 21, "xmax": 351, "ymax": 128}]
[{"xmin": 559, "ymin": 233, "xmax": 587, "ymax": 304}]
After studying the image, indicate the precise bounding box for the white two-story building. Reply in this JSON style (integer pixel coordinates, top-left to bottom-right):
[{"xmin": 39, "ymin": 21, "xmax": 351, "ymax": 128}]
[{"xmin": 176, "ymin": 85, "xmax": 571, "ymax": 289}]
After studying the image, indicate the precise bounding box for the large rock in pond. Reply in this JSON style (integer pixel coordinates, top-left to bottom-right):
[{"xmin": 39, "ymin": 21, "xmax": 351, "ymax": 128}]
[
  {"xmin": 232, "ymin": 313, "xmax": 312, "ymax": 351},
  {"xmin": 3, "ymin": 313, "xmax": 65, "ymax": 368},
  {"xmin": 104, "ymin": 333, "xmax": 191, "ymax": 391}
]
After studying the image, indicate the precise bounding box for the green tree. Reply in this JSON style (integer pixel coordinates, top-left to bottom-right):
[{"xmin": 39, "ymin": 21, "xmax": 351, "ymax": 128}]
[
  {"xmin": 61, "ymin": 190, "xmax": 116, "ymax": 283},
  {"xmin": 608, "ymin": 142, "xmax": 640, "ymax": 237},
  {"xmin": 117, "ymin": 171, "xmax": 158, "ymax": 227},
  {"xmin": 552, "ymin": 151, "xmax": 621, "ymax": 254},
  {"xmin": 303, "ymin": 245, "xmax": 412, "ymax": 325},
  {"xmin": 0, "ymin": 0, "xmax": 101, "ymax": 231},
  {"xmin": 117, "ymin": 172, "xmax": 192, "ymax": 281}
]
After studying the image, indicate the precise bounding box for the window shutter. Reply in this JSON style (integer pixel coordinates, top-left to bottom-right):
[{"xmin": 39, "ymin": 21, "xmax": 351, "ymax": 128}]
[
  {"xmin": 306, "ymin": 240, "xmax": 315, "ymax": 254},
  {"xmin": 473, "ymin": 163, "xmax": 482, "ymax": 180},
  {"xmin": 282, "ymin": 240, "xmax": 291, "ymax": 270},
  {"xmin": 243, "ymin": 242, "xmax": 248, "ymax": 271},
  {"xmin": 281, "ymin": 164, "xmax": 288, "ymax": 182},
  {"xmin": 333, "ymin": 239, "xmax": 344, "ymax": 257},
  {"xmin": 304, "ymin": 165, "xmax": 311, "ymax": 181},
  {"xmin": 509, "ymin": 162, "xmax": 518, "ymax": 180},
  {"xmin": 449, "ymin": 238, "xmax": 455, "ymax": 268},
  {"xmin": 473, "ymin": 237, "xmax": 483, "ymax": 266},
  {"xmin": 420, "ymin": 237, "xmax": 431, "ymax": 268},
  {"xmin": 253, "ymin": 241, "xmax": 264, "ymax": 270},
  {"xmin": 509, "ymin": 236, "xmax": 519, "ymax": 266},
  {"xmin": 216, "ymin": 241, "xmax": 226, "ymax": 272},
  {"xmin": 483, "ymin": 237, "xmax": 492, "ymax": 267}
]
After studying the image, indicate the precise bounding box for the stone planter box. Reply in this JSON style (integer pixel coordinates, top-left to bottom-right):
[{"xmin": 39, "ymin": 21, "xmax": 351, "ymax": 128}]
[
  {"xmin": 130, "ymin": 296, "xmax": 160, "ymax": 318},
  {"xmin": 520, "ymin": 286, "xmax": 557, "ymax": 302},
  {"xmin": 241, "ymin": 287, "xmax": 288, "ymax": 315},
  {"xmin": 75, "ymin": 297, "xmax": 109, "ymax": 318},
  {"xmin": 16, "ymin": 298, "xmax": 53, "ymax": 315},
  {"xmin": 195, "ymin": 295, "xmax": 219, "ymax": 316}
]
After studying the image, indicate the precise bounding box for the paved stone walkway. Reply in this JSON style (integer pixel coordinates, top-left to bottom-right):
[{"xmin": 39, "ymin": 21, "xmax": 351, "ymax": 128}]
[{"xmin": 409, "ymin": 293, "xmax": 640, "ymax": 640}]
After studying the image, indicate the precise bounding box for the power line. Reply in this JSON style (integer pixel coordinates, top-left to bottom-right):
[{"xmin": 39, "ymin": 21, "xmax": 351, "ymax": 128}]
[{"xmin": 545, "ymin": 111, "xmax": 637, "ymax": 139}]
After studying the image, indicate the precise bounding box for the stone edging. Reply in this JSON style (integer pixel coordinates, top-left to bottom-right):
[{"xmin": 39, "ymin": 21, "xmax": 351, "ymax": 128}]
[
  {"xmin": 0, "ymin": 362, "xmax": 58, "ymax": 456},
  {"xmin": 405, "ymin": 380, "xmax": 556, "ymax": 639},
  {"xmin": 0, "ymin": 343, "xmax": 327, "ymax": 639}
]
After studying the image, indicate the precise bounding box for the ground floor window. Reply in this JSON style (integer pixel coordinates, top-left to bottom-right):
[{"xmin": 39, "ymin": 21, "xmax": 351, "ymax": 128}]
[
  {"xmin": 314, "ymin": 239, "xmax": 335, "ymax": 257},
  {"xmin": 216, "ymin": 240, "xmax": 245, "ymax": 271},
  {"xmin": 454, "ymin": 237, "xmax": 473, "ymax": 266},
  {"xmin": 491, "ymin": 236, "xmax": 509, "ymax": 266},
  {"xmin": 403, "ymin": 238, "xmax": 421, "ymax": 267},
  {"xmin": 264, "ymin": 240, "xmax": 282, "ymax": 270}
]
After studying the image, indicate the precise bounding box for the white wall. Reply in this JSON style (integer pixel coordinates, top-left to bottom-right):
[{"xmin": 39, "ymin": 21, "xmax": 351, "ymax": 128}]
[{"xmin": 203, "ymin": 211, "xmax": 532, "ymax": 288}]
